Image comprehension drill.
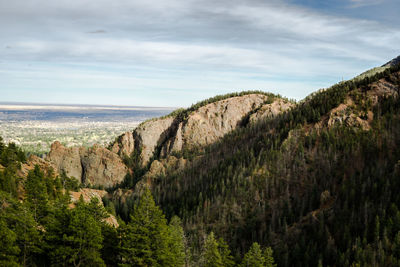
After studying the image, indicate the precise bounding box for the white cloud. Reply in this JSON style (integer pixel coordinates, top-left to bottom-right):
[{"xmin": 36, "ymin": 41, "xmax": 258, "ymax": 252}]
[{"xmin": 0, "ymin": 0, "xmax": 399, "ymax": 105}]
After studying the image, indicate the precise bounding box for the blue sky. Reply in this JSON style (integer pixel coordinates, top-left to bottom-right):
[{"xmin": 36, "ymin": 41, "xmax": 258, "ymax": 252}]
[{"xmin": 0, "ymin": 0, "xmax": 399, "ymax": 107}]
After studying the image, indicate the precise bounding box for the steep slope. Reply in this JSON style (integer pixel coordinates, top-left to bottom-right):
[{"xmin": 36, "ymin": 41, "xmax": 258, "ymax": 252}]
[
  {"xmin": 141, "ymin": 61, "xmax": 400, "ymax": 266},
  {"xmin": 112, "ymin": 92, "xmax": 293, "ymax": 166},
  {"xmin": 47, "ymin": 141, "xmax": 128, "ymax": 187},
  {"xmin": 38, "ymin": 92, "xmax": 291, "ymax": 188}
]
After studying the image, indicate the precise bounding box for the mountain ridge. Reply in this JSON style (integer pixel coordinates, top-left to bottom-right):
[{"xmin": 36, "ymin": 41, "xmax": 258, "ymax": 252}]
[{"xmin": 14, "ymin": 55, "xmax": 400, "ymax": 266}]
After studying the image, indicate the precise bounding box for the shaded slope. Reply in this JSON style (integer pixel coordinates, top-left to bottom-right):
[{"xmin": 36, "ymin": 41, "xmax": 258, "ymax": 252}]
[{"xmin": 149, "ymin": 63, "xmax": 400, "ymax": 266}]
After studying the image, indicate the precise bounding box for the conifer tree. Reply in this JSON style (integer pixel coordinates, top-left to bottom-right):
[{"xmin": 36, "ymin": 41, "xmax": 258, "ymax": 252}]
[
  {"xmin": 25, "ymin": 165, "xmax": 48, "ymax": 221},
  {"xmin": 46, "ymin": 197, "xmax": 104, "ymax": 267},
  {"xmin": 0, "ymin": 218, "xmax": 20, "ymax": 267},
  {"xmin": 263, "ymin": 247, "xmax": 277, "ymax": 267},
  {"xmin": 168, "ymin": 216, "xmax": 186, "ymax": 267},
  {"xmin": 65, "ymin": 198, "xmax": 104, "ymax": 267},
  {"xmin": 119, "ymin": 187, "xmax": 172, "ymax": 266},
  {"xmin": 217, "ymin": 237, "xmax": 235, "ymax": 267},
  {"xmin": 201, "ymin": 232, "xmax": 224, "ymax": 267},
  {"xmin": 241, "ymin": 242, "xmax": 265, "ymax": 267}
]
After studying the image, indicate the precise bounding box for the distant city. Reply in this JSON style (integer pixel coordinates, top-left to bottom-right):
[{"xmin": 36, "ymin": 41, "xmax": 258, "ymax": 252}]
[{"xmin": 0, "ymin": 102, "xmax": 174, "ymax": 155}]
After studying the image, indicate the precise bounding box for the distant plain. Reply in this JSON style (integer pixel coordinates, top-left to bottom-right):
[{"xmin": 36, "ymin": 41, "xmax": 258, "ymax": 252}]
[{"xmin": 0, "ymin": 103, "xmax": 174, "ymax": 155}]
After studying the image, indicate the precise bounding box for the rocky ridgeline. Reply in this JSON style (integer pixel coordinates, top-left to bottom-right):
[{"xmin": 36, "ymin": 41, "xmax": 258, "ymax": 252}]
[
  {"xmin": 116, "ymin": 93, "xmax": 293, "ymax": 168},
  {"xmin": 20, "ymin": 69, "xmax": 400, "ymax": 189},
  {"xmin": 26, "ymin": 93, "xmax": 292, "ymax": 187}
]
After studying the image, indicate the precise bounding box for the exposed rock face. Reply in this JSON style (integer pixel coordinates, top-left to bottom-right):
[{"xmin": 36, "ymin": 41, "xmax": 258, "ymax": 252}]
[
  {"xmin": 367, "ymin": 73, "xmax": 400, "ymax": 105},
  {"xmin": 317, "ymin": 71, "xmax": 399, "ymax": 131},
  {"xmin": 69, "ymin": 188, "xmax": 108, "ymax": 203},
  {"xmin": 144, "ymin": 156, "xmax": 187, "ymax": 179},
  {"xmin": 133, "ymin": 117, "xmax": 174, "ymax": 165},
  {"xmin": 47, "ymin": 141, "xmax": 83, "ymax": 180},
  {"xmin": 111, "ymin": 131, "xmax": 135, "ymax": 157},
  {"xmin": 108, "ymin": 94, "xmax": 291, "ymax": 166},
  {"xmin": 327, "ymin": 103, "xmax": 371, "ymax": 131},
  {"xmin": 162, "ymin": 94, "xmax": 270, "ymax": 155},
  {"xmin": 47, "ymin": 141, "xmax": 128, "ymax": 187},
  {"xmin": 249, "ymin": 99, "xmax": 294, "ymax": 123},
  {"xmin": 81, "ymin": 145, "xmax": 128, "ymax": 186}
]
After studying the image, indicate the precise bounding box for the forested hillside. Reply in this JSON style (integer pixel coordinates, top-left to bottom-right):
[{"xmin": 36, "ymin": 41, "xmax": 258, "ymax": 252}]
[
  {"xmin": 0, "ymin": 137, "xmax": 275, "ymax": 266},
  {"xmin": 108, "ymin": 59, "xmax": 400, "ymax": 266},
  {"xmin": 1, "ymin": 58, "xmax": 400, "ymax": 266}
]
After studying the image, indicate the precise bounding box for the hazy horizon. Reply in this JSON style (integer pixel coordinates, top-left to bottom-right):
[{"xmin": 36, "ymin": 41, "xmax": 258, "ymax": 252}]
[{"xmin": 0, "ymin": 101, "xmax": 179, "ymax": 109}]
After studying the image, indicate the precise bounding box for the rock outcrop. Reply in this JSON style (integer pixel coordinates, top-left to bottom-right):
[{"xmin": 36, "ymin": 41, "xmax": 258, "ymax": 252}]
[
  {"xmin": 133, "ymin": 117, "xmax": 175, "ymax": 165},
  {"xmin": 144, "ymin": 155, "xmax": 187, "ymax": 179},
  {"xmin": 111, "ymin": 131, "xmax": 135, "ymax": 157},
  {"xmin": 315, "ymin": 70, "xmax": 399, "ymax": 131},
  {"xmin": 162, "ymin": 94, "xmax": 270, "ymax": 155},
  {"xmin": 108, "ymin": 93, "xmax": 291, "ymax": 167},
  {"xmin": 249, "ymin": 99, "xmax": 294, "ymax": 123},
  {"xmin": 327, "ymin": 102, "xmax": 371, "ymax": 131},
  {"xmin": 43, "ymin": 93, "xmax": 290, "ymax": 187},
  {"xmin": 47, "ymin": 142, "xmax": 83, "ymax": 180},
  {"xmin": 47, "ymin": 141, "xmax": 128, "ymax": 187}
]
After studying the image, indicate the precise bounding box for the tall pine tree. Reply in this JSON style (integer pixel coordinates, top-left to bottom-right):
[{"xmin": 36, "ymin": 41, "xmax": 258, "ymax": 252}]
[{"xmin": 119, "ymin": 187, "xmax": 172, "ymax": 266}]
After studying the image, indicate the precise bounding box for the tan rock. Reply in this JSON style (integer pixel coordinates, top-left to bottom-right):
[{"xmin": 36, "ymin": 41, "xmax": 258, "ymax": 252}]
[
  {"xmin": 327, "ymin": 104, "xmax": 370, "ymax": 131},
  {"xmin": 367, "ymin": 77, "xmax": 399, "ymax": 105},
  {"xmin": 69, "ymin": 188, "xmax": 108, "ymax": 203},
  {"xmin": 47, "ymin": 142, "xmax": 128, "ymax": 187},
  {"xmin": 112, "ymin": 131, "xmax": 135, "ymax": 157},
  {"xmin": 163, "ymin": 94, "xmax": 270, "ymax": 155},
  {"xmin": 146, "ymin": 160, "xmax": 166, "ymax": 178},
  {"xmin": 134, "ymin": 117, "xmax": 175, "ymax": 165},
  {"xmin": 47, "ymin": 141, "xmax": 83, "ymax": 180},
  {"xmin": 249, "ymin": 99, "xmax": 294, "ymax": 123},
  {"xmin": 81, "ymin": 145, "xmax": 128, "ymax": 187}
]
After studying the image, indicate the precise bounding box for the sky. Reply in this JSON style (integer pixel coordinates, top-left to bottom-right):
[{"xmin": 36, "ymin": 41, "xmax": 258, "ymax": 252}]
[{"xmin": 0, "ymin": 0, "xmax": 399, "ymax": 107}]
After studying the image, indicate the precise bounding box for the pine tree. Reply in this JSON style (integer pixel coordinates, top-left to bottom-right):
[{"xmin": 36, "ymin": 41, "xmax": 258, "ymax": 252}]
[
  {"xmin": 119, "ymin": 187, "xmax": 172, "ymax": 266},
  {"xmin": 168, "ymin": 216, "xmax": 186, "ymax": 267},
  {"xmin": 101, "ymin": 223, "xmax": 120, "ymax": 266},
  {"xmin": 217, "ymin": 237, "xmax": 235, "ymax": 267},
  {"xmin": 263, "ymin": 247, "xmax": 277, "ymax": 267},
  {"xmin": 45, "ymin": 197, "xmax": 105, "ymax": 267},
  {"xmin": 65, "ymin": 198, "xmax": 104, "ymax": 267},
  {"xmin": 0, "ymin": 218, "xmax": 20, "ymax": 267},
  {"xmin": 25, "ymin": 165, "xmax": 48, "ymax": 221},
  {"xmin": 241, "ymin": 242, "xmax": 265, "ymax": 267},
  {"xmin": 201, "ymin": 232, "xmax": 224, "ymax": 267}
]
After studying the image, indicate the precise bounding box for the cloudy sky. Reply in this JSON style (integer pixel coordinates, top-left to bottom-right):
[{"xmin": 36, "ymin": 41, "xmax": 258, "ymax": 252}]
[{"xmin": 0, "ymin": 0, "xmax": 399, "ymax": 107}]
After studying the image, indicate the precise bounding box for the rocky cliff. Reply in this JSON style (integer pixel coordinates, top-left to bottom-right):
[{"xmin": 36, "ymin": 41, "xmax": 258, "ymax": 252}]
[
  {"xmin": 161, "ymin": 94, "xmax": 270, "ymax": 155},
  {"xmin": 112, "ymin": 93, "xmax": 293, "ymax": 167},
  {"xmin": 111, "ymin": 131, "xmax": 135, "ymax": 157},
  {"xmin": 46, "ymin": 141, "xmax": 128, "ymax": 187},
  {"xmin": 39, "ymin": 92, "xmax": 292, "ymax": 187}
]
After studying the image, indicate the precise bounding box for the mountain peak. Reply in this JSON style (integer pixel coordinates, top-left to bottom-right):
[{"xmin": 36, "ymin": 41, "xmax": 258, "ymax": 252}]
[{"xmin": 382, "ymin": 55, "xmax": 400, "ymax": 67}]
